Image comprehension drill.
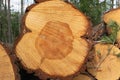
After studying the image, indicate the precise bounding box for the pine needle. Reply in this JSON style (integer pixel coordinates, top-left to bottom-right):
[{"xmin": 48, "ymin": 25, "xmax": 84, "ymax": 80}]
[{"xmin": 100, "ymin": 20, "xmax": 120, "ymax": 44}]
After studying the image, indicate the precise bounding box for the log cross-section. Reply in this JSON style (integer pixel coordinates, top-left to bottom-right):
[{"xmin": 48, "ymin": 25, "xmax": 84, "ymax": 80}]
[
  {"xmin": 15, "ymin": 0, "xmax": 91, "ymax": 79},
  {"xmin": 103, "ymin": 8, "xmax": 120, "ymax": 46},
  {"xmin": 35, "ymin": 21, "xmax": 74, "ymax": 60},
  {"xmin": 86, "ymin": 8, "xmax": 120, "ymax": 80},
  {"xmin": 87, "ymin": 44, "xmax": 120, "ymax": 80},
  {"xmin": 0, "ymin": 44, "xmax": 16, "ymax": 80}
]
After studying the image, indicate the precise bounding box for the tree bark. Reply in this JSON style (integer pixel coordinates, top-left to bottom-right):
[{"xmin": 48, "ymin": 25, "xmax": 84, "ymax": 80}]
[
  {"xmin": 111, "ymin": 0, "xmax": 114, "ymax": 8},
  {"xmin": 19, "ymin": 0, "xmax": 24, "ymax": 33},
  {"xmin": 15, "ymin": 0, "xmax": 91, "ymax": 79},
  {"xmin": 21, "ymin": 0, "xmax": 24, "ymax": 15},
  {"xmin": 7, "ymin": 0, "xmax": 12, "ymax": 44},
  {"xmin": 118, "ymin": 0, "xmax": 120, "ymax": 6}
]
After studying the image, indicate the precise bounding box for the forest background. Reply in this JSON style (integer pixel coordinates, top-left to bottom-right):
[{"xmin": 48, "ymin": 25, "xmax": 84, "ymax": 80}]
[{"xmin": 0, "ymin": 0, "xmax": 120, "ymax": 46}]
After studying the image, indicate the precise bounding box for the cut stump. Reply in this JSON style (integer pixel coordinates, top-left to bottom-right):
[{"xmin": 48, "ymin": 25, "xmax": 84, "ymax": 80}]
[
  {"xmin": 0, "ymin": 43, "xmax": 17, "ymax": 80},
  {"xmin": 15, "ymin": 0, "xmax": 90, "ymax": 79}
]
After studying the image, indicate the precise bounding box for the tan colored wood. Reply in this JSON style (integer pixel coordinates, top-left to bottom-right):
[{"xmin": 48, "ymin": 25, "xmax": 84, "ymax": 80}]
[
  {"xmin": 103, "ymin": 8, "xmax": 120, "ymax": 25},
  {"xmin": 103, "ymin": 8, "xmax": 120, "ymax": 45},
  {"xmin": 87, "ymin": 43, "xmax": 120, "ymax": 80},
  {"xmin": 15, "ymin": 0, "xmax": 90, "ymax": 79},
  {"xmin": 73, "ymin": 74, "xmax": 91, "ymax": 80},
  {"xmin": 0, "ymin": 44, "xmax": 16, "ymax": 80},
  {"xmin": 117, "ymin": 31, "xmax": 120, "ymax": 46},
  {"xmin": 34, "ymin": 0, "xmax": 65, "ymax": 3}
]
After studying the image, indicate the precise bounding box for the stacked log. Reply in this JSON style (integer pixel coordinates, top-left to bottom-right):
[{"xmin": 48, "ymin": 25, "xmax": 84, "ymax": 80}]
[
  {"xmin": 0, "ymin": 43, "xmax": 18, "ymax": 80},
  {"xmin": 87, "ymin": 8, "xmax": 120, "ymax": 80},
  {"xmin": 14, "ymin": 0, "xmax": 91, "ymax": 79},
  {"xmin": 1, "ymin": 0, "xmax": 120, "ymax": 80}
]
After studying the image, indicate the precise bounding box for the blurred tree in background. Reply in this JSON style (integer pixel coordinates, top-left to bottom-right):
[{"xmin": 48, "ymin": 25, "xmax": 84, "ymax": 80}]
[
  {"xmin": 0, "ymin": 0, "xmax": 33, "ymax": 46},
  {"xmin": 70, "ymin": 0, "xmax": 120, "ymax": 25},
  {"xmin": 0, "ymin": 0, "xmax": 120, "ymax": 46}
]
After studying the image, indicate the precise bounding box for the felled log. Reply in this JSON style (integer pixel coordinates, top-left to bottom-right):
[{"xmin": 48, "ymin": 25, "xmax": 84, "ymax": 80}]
[
  {"xmin": 103, "ymin": 8, "xmax": 120, "ymax": 45},
  {"xmin": 103, "ymin": 8, "xmax": 120, "ymax": 25},
  {"xmin": 87, "ymin": 43, "xmax": 120, "ymax": 80},
  {"xmin": 15, "ymin": 0, "xmax": 91, "ymax": 79},
  {"xmin": 34, "ymin": 0, "xmax": 68, "ymax": 3},
  {"xmin": 86, "ymin": 8, "xmax": 120, "ymax": 80},
  {"xmin": 73, "ymin": 74, "xmax": 91, "ymax": 80},
  {"xmin": 0, "ymin": 43, "xmax": 18, "ymax": 80}
]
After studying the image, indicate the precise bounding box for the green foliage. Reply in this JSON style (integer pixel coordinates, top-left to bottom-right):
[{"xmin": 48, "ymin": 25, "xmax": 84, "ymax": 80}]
[
  {"xmin": 0, "ymin": 10, "xmax": 20, "ymax": 43},
  {"xmin": 0, "ymin": 0, "xmax": 118, "ymax": 44},
  {"xmin": 100, "ymin": 21, "xmax": 120, "ymax": 44},
  {"xmin": 70, "ymin": 0, "xmax": 108, "ymax": 25},
  {"xmin": 0, "ymin": 9, "xmax": 8, "ymax": 42},
  {"xmin": 70, "ymin": 0, "xmax": 115, "ymax": 26},
  {"xmin": 11, "ymin": 12, "xmax": 20, "ymax": 37}
]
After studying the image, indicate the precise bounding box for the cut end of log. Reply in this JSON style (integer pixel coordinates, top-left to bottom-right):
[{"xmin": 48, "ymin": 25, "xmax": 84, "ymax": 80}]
[
  {"xmin": 35, "ymin": 21, "xmax": 74, "ymax": 59},
  {"xmin": 0, "ymin": 44, "xmax": 16, "ymax": 80},
  {"xmin": 87, "ymin": 43, "xmax": 120, "ymax": 80},
  {"xmin": 103, "ymin": 8, "xmax": 120, "ymax": 46},
  {"xmin": 117, "ymin": 31, "xmax": 120, "ymax": 46},
  {"xmin": 103, "ymin": 8, "xmax": 120, "ymax": 25},
  {"xmin": 15, "ymin": 0, "xmax": 91, "ymax": 79},
  {"xmin": 73, "ymin": 74, "xmax": 91, "ymax": 80}
]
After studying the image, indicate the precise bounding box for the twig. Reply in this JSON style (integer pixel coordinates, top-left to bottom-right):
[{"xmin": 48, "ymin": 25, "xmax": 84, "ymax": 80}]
[{"xmin": 95, "ymin": 46, "xmax": 113, "ymax": 71}]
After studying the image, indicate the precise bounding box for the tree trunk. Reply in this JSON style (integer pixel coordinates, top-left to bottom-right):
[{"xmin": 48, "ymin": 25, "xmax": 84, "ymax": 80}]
[
  {"xmin": 111, "ymin": 0, "xmax": 114, "ymax": 8},
  {"xmin": 0, "ymin": 0, "xmax": 2, "ymax": 11},
  {"xmin": 19, "ymin": 0, "xmax": 24, "ymax": 33},
  {"xmin": 0, "ymin": 43, "xmax": 19, "ymax": 80},
  {"xmin": 21, "ymin": 0, "xmax": 24, "ymax": 15},
  {"xmin": 116, "ymin": 0, "xmax": 120, "ymax": 7},
  {"xmin": 15, "ymin": 0, "xmax": 91, "ymax": 79},
  {"xmin": 7, "ymin": 0, "xmax": 12, "ymax": 44},
  {"xmin": 118, "ymin": 0, "xmax": 120, "ymax": 6},
  {"xmin": 104, "ymin": 0, "xmax": 107, "ymax": 11},
  {"xmin": 4, "ymin": 0, "xmax": 8, "ymax": 43}
]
